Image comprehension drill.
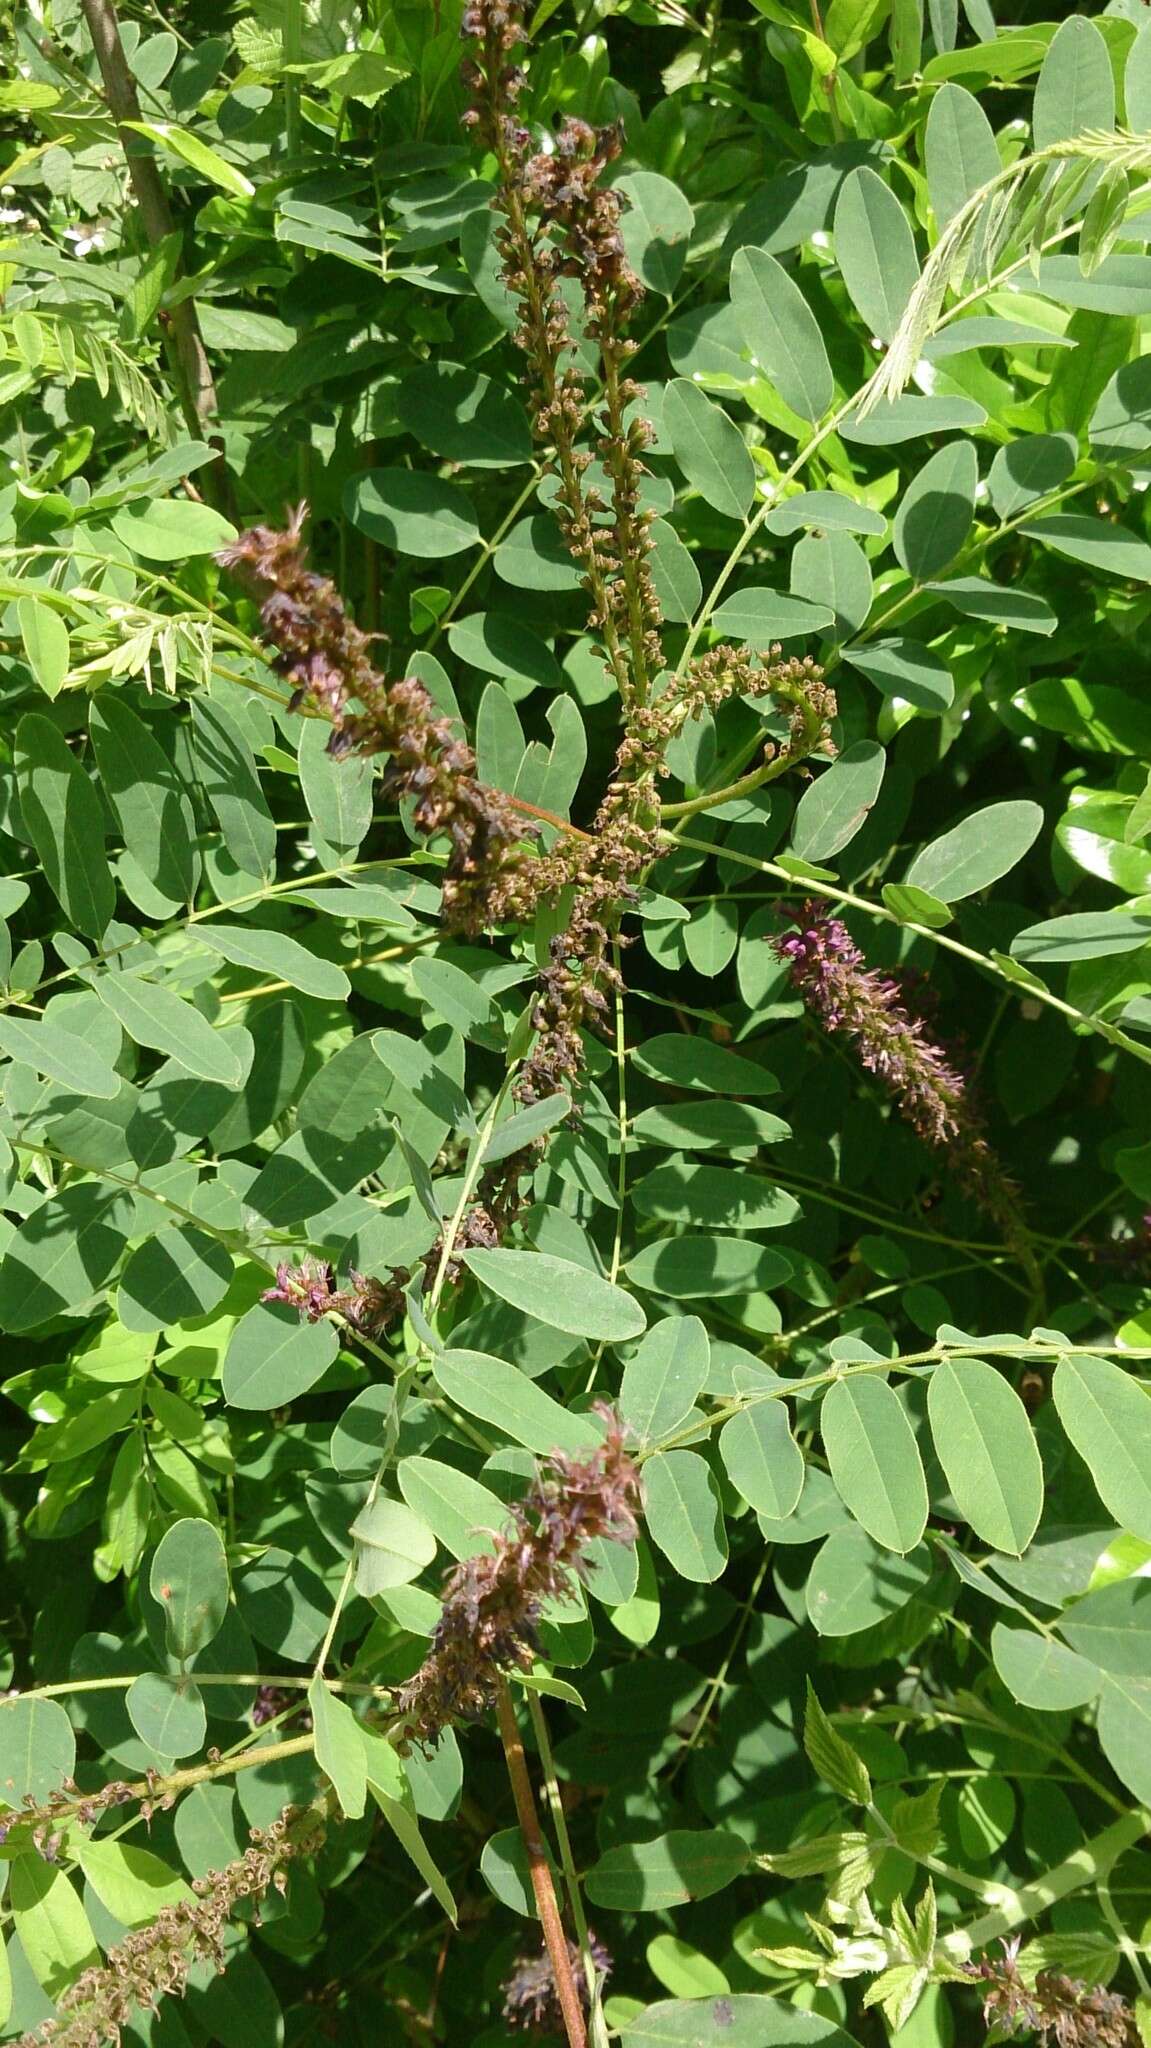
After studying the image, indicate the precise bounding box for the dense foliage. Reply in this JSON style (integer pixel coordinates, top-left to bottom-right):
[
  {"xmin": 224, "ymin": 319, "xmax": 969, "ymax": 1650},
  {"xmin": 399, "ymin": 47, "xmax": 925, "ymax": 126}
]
[{"xmin": 5, "ymin": 0, "xmax": 1151, "ymax": 2043}]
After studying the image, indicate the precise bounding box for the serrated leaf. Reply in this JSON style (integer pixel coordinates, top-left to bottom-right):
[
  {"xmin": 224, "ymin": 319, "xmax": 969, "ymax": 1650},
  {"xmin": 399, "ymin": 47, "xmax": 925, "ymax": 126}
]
[{"xmin": 803, "ymin": 1681, "xmax": 872, "ymax": 1804}]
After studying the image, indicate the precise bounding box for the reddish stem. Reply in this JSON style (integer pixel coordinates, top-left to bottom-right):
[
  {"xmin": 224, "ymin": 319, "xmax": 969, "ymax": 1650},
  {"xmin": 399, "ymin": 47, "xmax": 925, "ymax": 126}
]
[{"xmin": 496, "ymin": 1681, "xmax": 588, "ymax": 2048}]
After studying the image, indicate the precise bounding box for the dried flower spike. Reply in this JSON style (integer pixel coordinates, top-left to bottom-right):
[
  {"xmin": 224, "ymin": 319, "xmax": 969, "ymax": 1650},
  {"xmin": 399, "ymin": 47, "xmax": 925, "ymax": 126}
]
[
  {"xmin": 397, "ymin": 1410, "xmax": 641, "ymax": 1746},
  {"xmin": 968, "ymin": 1938, "xmax": 1137, "ymax": 2047},
  {"xmin": 503, "ymin": 1932, "xmax": 612, "ymax": 2035},
  {"xmin": 28, "ymin": 1807, "xmax": 324, "ymax": 2048},
  {"xmin": 217, "ymin": 513, "xmax": 535, "ymax": 933},
  {"xmin": 772, "ymin": 902, "xmax": 1037, "ymax": 1276}
]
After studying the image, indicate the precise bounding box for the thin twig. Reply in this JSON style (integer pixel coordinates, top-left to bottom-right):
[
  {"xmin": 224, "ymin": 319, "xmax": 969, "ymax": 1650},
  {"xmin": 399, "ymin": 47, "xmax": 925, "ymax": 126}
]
[{"xmin": 78, "ymin": 0, "xmax": 232, "ymax": 508}]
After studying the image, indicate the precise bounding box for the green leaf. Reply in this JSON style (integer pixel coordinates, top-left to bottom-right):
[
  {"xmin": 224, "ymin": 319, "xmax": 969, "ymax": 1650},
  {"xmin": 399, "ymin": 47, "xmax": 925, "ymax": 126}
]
[
  {"xmin": 1056, "ymin": 1580, "xmax": 1151, "ymax": 1676},
  {"xmin": 630, "ymin": 1162, "xmax": 799, "ymax": 1232},
  {"xmin": 821, "ymin": 1375, "xmax": 928, "ymax": 1552},
  {"xmin": 620, "ymin": 1315, "xmax": 710, "ymax": 1444},
  {"xmin": 926, "ymin": 1357, "xmax": 1044, "ymax": 1553},
  {"xmin": 930, "ymin": 576, "xmax": 1057, "ymax": 635},
  {"xmin": 432, "ymin": 1348, "xmax": 602, "ymax": 1452},
  {"xmin": 396, "ymin": 360, "xmax": 532, "ymax": 466},
  {"xmin": 643, "ymin": 1450, "xmax": 728, "ymax": 1582},
  {"xmin": 806, "ymin": 1526, "xmax": 932, "ymax": 1635},
  {"xmin": 90, "ymin": 697, "xmax": 197, "ymax": 906},
  {"xmin": 493, "ymin": 515, "xmax": 582, "ymax": 592},
  {"xmin": 804, "ymin": 1680, "xmax": 872, "ymax": 1803},
  {"xmin": 791, "ymin": 529, "xmax": 872, "ymax": 640},
  {"xmin": 190, "ymin": 696, "xmax": 276, "ymax": 880},
  {"xmin": 1036, "ymin": 254, "xmax": 1151, "ymax": 316},
  {"xmin": 461, "ymin": 1248, "xmax": 646, "ymax": 1341},
  {"xmin": 351, "ymin": 1497, "xmax": 437, "ymax": 1595},
  {"xmin": 343, "ymin": 469, "xmax": 479, "ymax": 557},
  {"xmin": 585, "ymin": 1829, "xmax": 749, "ymax": 1910},
  {"xmin": 373, "ymin": 1027, "xmax": 471, "ymax": 1132},
  {"xmin": 905, "ymin": 800, "xmax": 1043, "ymax": 903},
  {"xmin": 1128, "ymin": 28, "xmax": 1151, "ymax": 131},
  {"xmin": 1097, "ymin": 1676, "xmax": 1151, "ymax": 1805},
  {"xmin": 126, "ymin": 1672, "xmax": 206, "ymax": 1757},
  {"xmin": 791, "ymin": 740, "xmax": 886, "ymax": 861},
  {"xmin": 646, "ymin": 1936, "xmax": 730, "ymax": 2000},
  {"xmin": 709, "ymin": 587, "xmax": 834, "ymax": 645},
  {"xmin": 222, "ymin": 1301, "xmax": 339, "ymax": 1410},
  {"xmin": 198, "ymin": 924, "xmax": 350, "ymax": 1002},
  {"xmin": 297, "ymin": 719, "xmax": 374, "ymax": 854},
  {"xmin": 95, "ymin": 972, "xmax": 248, "ymax": 1087},
  {"xmin": 480, "ymin": 1825, "xmax": 561, "ymax": 1916},
  {"xmin": 75, "ymin": 1840, "xmax": 190, "ymax": 1927},
  {"xmin": 844, "ymin": 395, "xmax": 986, "ymax": 444},
  {"xmin": 730, "ymin": 246, "xmax": 833, "ymax": 422},
  {"xmin": 766, "ymin": 491, "xmax": 887, "ymax": 537},
  {"xmin": 631, "ymin": 1100, "xmax": 789, "ymax": 1152},
  {"xmin": 151, "ymin": 1516, "xmax": 230, "ymax": 1659},
  {"xmin": 845, "ymin": 638, "xmax": 954, "ymax": 713},
  {"xmin": 1032, "ymin": 14, "xmax": 1113, "ymax": 149},
  {"xmin": 119, "ymin": 1227, "xmax": 233, "ymax": 1333},
  {"xmin": 0, "ymin": 1698, "xmax": 75, "ymax": 1808},
  {"xmin": 1090, "ymin": 357, "xmax": 1151, "ymax": 464},
  {"xmin": 893, "ymin": 441, "xmax": 977, "ymax": 579},
  {"xmin": 110, "ymin": 497, "xmax": 237, "ymax": 561},
  {"xmin": 882, "ymin": 882, "xmax": 953, "ymax": 928},
  {"xmin": 446, "ymin": 610, "xmax": 561, "ymax": 695},
  {"xmin": 720, "ymin": 1400, "xmax": 805, "ymax": 1518},
  {"xmin": 15, "ymin": 713, "xmax": 114, "ymax": 940},
  {"xmin": 0, "ymin": 1185, "xmax": 132, "ymax": 1332},
  {"xmin": 632, "ymin": 1034, "xmax": 778, "ymax": 1094},
  {"xmin": 122, "ymin": 119, "xmax": 255, "ymax": 197},
  {"xmin": 1021, "ymin": 513, "xmax": 1151, "ymax": 584},
  {"xmin": 664, "ymin": 378, "xmax": 755, "ymax": 521},
  {"xmin": 0, "ymin": 1013, "xmax": 121, "ymax": 1099},
  {"xmin": 366, "ymin": 1737, "xmax": 457, "ymax": 1921},
  {"xmin": 308, "ymin": 1676, "xmax": 367, "ymax": 1818},
  {"xmin": 1053, "ymin": 1356, "xmax": 1151, "ymax": 1542},
  {"xmin": 988, "ymin": 433, "xmax": 1077, "ymax": 519},
  {"xmin": 834, "ymin": 166, "xmax": 919, "ymax": 342},
  {"xmin": 625, "ymin": 1236, "xmax": 793, "ymax": 1299},
  {"xmin": 925, "ymin": 82, "xmax": 1000, "ymax": 226},
  {"xmin": 397, "ymin": 1456, "xmax": 506, "ymax": 1561},
  {"xmin": 17, "ymin": 596, "xmax": 69, "ymax": 699},
  {"xmin": 619, "ymin": 1997, "xmax": 856, "ymax": 2045},
  {"xmin": 618, "ymin": 171, "xmax": 695, "ymax": 295},
  {"xmin": 10, "ymin": 1860, "xmax": 99, "ymax": 1997},
  {"xmin": 1011, "ymin": 913, "xmax": 1151, "ymax": 965}
]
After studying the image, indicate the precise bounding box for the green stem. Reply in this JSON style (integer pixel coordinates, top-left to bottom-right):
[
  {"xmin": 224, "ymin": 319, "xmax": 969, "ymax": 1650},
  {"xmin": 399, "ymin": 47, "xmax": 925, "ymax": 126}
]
[
  {"xmin": 665, "ymin": 835, "xmax": 1151, "ymax": 1075},
  {"xmin": 944, "ymin": 1813, "xmax": 1150, "ymax": 1961}
]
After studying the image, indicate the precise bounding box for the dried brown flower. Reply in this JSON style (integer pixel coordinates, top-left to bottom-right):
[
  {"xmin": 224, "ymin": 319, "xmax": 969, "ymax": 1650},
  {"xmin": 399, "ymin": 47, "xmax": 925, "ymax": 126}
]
[
  {"xmin": 396, "ymin": 1410, "xmax": 640, "ymax": 1746},
  {"xmin": 217, "ymin": 514, "xmax": 536, "ymax": 934},
  {"xmin": 26, "ymin": 1807, "xmax": 325, "ymax": 2048},
  {"xmin": 969, "ymin": 1940, "xmax": 1137, "ymax": 2047},
  {"xmin": 503, "ymin": 1932, "xmax": 612, "ymax": 2034}
]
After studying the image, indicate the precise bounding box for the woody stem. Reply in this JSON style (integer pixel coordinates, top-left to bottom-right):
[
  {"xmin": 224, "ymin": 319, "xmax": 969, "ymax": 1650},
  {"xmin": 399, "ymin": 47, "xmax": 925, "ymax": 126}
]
[{"xmin": 496, "ymin": 1680, "xmax": 587, "ymax": 2048}]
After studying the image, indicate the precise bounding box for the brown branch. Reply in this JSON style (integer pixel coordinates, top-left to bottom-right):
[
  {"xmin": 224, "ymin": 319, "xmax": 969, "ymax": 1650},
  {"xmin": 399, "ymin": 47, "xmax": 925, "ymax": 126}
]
[
  {"xmin": 496, "ymin": 1680, "xmax": 588, "ymax": 2048},
  {"xmin": 78, "ymin": 0, "xmax": 233, "ymax": 510}
]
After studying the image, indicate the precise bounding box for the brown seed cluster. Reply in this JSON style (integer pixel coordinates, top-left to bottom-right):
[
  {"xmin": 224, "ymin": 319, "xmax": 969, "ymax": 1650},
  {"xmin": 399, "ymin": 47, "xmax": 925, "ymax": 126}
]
[
  {"xmin": 396, "ymin": 1411, "xmax": 640, "ymax": 1747},
  {"xmin": 26, "ymin": 1807, "xmax": 325, "ymax": 2048},
  {"xmin": 969, "ymin": 1941, "xmax": 1138, "ymax": 2048},
  {"xmin": 503, "ymin": 1932, "xmax": 613, "ymax": 2034},
  {"xmin": 218, "ymin": 510, "xmax": 535, "ymax": 936}
]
